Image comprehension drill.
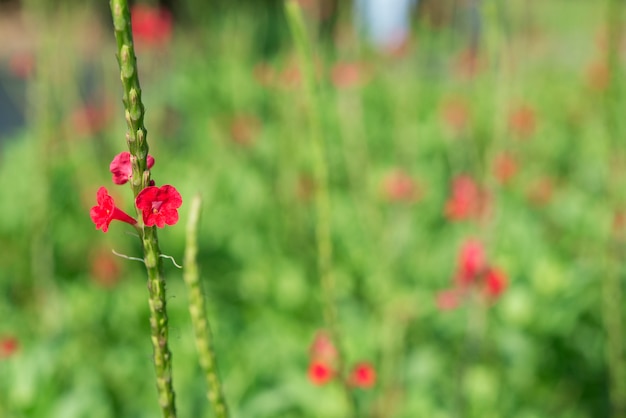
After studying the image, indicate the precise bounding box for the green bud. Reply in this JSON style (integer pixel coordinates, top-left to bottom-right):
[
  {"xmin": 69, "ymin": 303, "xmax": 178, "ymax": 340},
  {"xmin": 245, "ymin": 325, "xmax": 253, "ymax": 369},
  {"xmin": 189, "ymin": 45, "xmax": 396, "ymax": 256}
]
[
  {"xmin": 112, "ymin": 3, "xmax": 126, "ymax": 31},
  {"xmin": 120, "ymin": 45, "xmax": 134, "ymax": 79},
  {"xmin": 129, "ymin": 88, "xmax": 142, "ymax": 121}
]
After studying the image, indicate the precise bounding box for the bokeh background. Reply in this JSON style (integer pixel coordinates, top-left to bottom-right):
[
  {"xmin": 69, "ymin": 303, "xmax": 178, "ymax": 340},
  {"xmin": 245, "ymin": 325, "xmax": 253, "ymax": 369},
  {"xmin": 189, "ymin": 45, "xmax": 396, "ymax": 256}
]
[{"xmin": 1, "ymin": 0, "xmax": 625, "ymax": 417}]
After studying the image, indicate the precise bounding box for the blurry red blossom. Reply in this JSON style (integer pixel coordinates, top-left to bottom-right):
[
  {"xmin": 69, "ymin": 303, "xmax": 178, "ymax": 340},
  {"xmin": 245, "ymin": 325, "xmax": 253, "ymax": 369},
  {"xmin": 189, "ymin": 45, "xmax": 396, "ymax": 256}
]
[
  {"xmin": 456, "ymin": 239, "xmax": 486, "ymax": 286},
  {"xmin": 229, "ymin": 114, "xmax": 261, "ymax": 147},
  {"xmin": 484, "ymin": 268, "xmax": 507, "ymax": 298},
  {"xmin": 90, "ymin": 248, "xmax": 122, "ymax": 288},
  {"xmin": 437, "ymin": 239, "xmax": 507, "ymax": 310},
  {"xmin": 436, "ymin": 288, "xmax": 461, "ymax": 311},
  {"xmin": 441, "ymin": 97, "xmax": 470, "ymax": 133},
  {"xmin": 0, "ymin": 337, "xmax": 19, "ymax": 359},
  {"xmin": 586, "ymin": 61, "xmax": 610, "ymax": 92},
  {"xmin": 382, "ymin": 169, "xmax": 421, "ymax": 203},
  {"xmin": 444, "ymin": 175, "xmax": 489, "ymax": 221},
  {"xmin": 135, "ymin": 184, "xmax": 182, "ymax": 228},
  {"xmin": 309, "ymin": 330, "xmax": 338, "ymax": 364},
  {"xmin": 110, "ymin": 151, "xmax": 155, "ymax": 185},
  {"xmin": 493, "ymin": 152, "xmax": 518, "ymax": 184},
  {"xmin": 90, "ymin": 187, "xmax": 137, "ymax": 232},
  {"xmin": 454, "ymin": 47, "xmax": 484, "ymax": 79},
  {"xmin": 349, "ymin": 362, "xmax": 377, "ymax": 388},
  {"xmin": 508, "ymin": 105, "xmax": 536, "ymax": 138},
  {"xmin": 308, "ymin": 360, "xmax": 335, "ymax": 385},
  {"xmin": 131, "ymin": 4, "xmax": 172, "ymax": 48},
  {"xmin": 9, "ymin": 51, "xmax": 35, "ymax": 79},
  {"xmin": 71, "ymin": 101, "xmax": 113, "ymax": 137},
  {"xmin": 330, "ymin": 61, "xmax": 368, "ymax": 89}
]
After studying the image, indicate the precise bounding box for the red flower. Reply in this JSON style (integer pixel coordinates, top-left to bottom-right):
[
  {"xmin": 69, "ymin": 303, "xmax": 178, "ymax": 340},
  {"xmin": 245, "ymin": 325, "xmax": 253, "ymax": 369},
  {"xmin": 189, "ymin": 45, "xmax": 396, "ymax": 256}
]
[
  {"xmin": 131, "ymin": 4, "xmax": 173, "ymax": 48},
  {"xmin": 309, "ymin": 331, "xmax": 338, "ymax": 365},
  {"xmin": 456, "ymin": 239, "xmax": 486, "ymax": 286},
  {"xmin": 135, "ymin": 185, "xmax": 182, "ymax": 228},
  {"xmin": 508, "ymin": 105, "xmax": 536, "ymax": 138},
  {"xmin": 90, "ymin": 187, "xmax": 137, "ymax": 232},
  {"xmin": 444, "ymin": 175, "xmax": 489, "ymax": 221},
  {"xmin": 349, "ymin": 362, "xmax": 376, "ymax": 389},
  {"xmin": 0, "ymin": 336, "xmax": 19, "ymax": 359},
  {"xmin": 308, "ymin": 360, "xmax": 334, "ymax": 385},
  {"xmin": 110, "ymin": 151, "xmax": 155, "ymax": 185},
  {"xmin": 440, "ymin": 97, "xmax": 470, "ymax": 133},
  {"xmin": 484, "ymin": 268, "xmax": 507, "ymax": 299},
  {"xmin": 493, "ymin": 152, "xmax": 518, "ymax": 184},
  {"xmin": 382, "ymin": 169, "xmax": 420, "ymax": 203},
  {"xmin": 436, "ymin": 288, "xmax": 462, "ymax": 310},
  {"xmin": 330, "ymin": 61, "xmax": 368, "ymax": 89}
]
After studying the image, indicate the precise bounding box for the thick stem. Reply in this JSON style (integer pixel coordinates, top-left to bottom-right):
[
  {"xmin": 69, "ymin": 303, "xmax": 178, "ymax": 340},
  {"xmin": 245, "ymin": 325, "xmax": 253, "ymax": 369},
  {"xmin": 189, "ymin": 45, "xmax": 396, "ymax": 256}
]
[
  {"xmin": 109, "ymin": 1, "xmax": 177, "ymax": 416},
  {"xmin": 184, "ymin": 195, "xmax": 229, "ymax": 418}
]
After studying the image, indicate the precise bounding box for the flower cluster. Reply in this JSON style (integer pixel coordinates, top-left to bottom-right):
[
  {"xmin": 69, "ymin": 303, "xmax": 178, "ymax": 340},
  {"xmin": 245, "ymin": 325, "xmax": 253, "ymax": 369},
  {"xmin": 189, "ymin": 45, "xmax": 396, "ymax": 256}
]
[
  {"xmin": 307, "ymin": 331, "xmax": 376, "ymax": 389},
  {"xmin": 436, "ymin": 239, "xmax": 507, "ymax": 310},
  {"xmin": 90, "ymin": 152, "xmax": 182, "ymax": 232}
]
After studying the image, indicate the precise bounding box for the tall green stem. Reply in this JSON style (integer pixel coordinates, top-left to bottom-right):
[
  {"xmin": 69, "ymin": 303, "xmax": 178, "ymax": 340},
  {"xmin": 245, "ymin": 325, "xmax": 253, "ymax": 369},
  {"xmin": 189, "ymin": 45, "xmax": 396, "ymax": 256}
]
[
  {"xmin": 109, "ymin": 1, "xmax": 177, "ymax": 416},
  {"xmin": 284, "ymin": 2, "xmax": 357, "ymax": 415},
  {"xmin": 184, "ymin": 195, "xmax": 229, "ymax": 418}
]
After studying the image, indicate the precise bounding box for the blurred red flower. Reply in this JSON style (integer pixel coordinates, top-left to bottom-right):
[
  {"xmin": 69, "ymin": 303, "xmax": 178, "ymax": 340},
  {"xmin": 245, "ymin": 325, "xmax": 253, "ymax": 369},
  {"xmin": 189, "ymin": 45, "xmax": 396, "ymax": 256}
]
[
  {"xmin": 444, "ymin": 175, "xmax": 488, "ymax": 221},
  {"xmin": 586, "ymin": 61, "xmax": 610, "ymax": 92},
  {"xmin": 90, "ymin": 187, "xmax": 137, "ymax": 232},
  {"xmin": 349, "ymin": 362, "xmax": 377, "ymax": 388},
  {"xmin": 453, "ymin": 48, "xmax": 484, "ymax": 79},
  {"xmin": 440, "ymin": 97, "xmax": 470, "ymax": 133},
  {"xmin": 9, "ymin": 51, "xmax": 35, "ymax": 79},
  {"xmin": 330, "ymin": 61, "xmax": 367, "ymax": 89},
  {"xmin": 0, "ymin": 337, "xmax": 19, "ymax": 359},
  {"xmin": 437, "ymin": 238, "xmax": 507, "ymax": 310},
  {"xmin": 493, "ymin": 152, "xmax": 518, "ymax": 184},
  {"xmin": 508, "ymin": 105, "xmax": 536, "ymax": 138},
  {"xmin": 135, "ymin": 185, "xmax": 183, "ymax": 228},
  {"xmin": 131, "ymin": 4, "xmax": 173, "ymax": 48},
  {"xmin": 110, "ymin": 151, "xmax": 155, "ymax": 185},
  {"xmin": 484, "ymin": 268, "xmax": 507, "ymax": 298},
  {"xmin": 229, "ymin": 114, "xmax": 261, "ymax": 147},
  {"xmin": 70, "ymin": 101, "xmax": 113, "ymax": 137},
  {"xmin": 90, "ymin": 248, "xmax": 122, "ymax": 288},
  {"xmin": 382, "ymin": 169, "xmax": 420, "ymax": 203},
  {"xmin": 308, "ymin": 360, "xmax": 335, "ymax": 385},
  {"xmin": 456, "ymin": 239, "xmax": 486, "ymax": 286},
  {"xmin": 309, "ymin": 330, "xmax": 338, "ymax": 365}
]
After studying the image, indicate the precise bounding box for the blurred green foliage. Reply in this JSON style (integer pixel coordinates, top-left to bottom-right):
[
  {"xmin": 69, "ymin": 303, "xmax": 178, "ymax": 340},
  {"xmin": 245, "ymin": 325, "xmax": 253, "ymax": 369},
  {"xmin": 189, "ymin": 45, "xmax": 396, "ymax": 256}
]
[{"xmin": 0, "ymin": 0, "xmax": 625, "ymax": 417}]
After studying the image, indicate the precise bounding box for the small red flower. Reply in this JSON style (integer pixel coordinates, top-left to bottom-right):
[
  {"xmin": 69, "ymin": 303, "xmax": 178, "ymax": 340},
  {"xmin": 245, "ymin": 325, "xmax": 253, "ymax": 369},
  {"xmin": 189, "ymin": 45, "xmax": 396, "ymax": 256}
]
[
  {"xmin": 456, "ymin": 239, "xmax": 486, "ymax": 286},
  {"xmin": 484, "ymin": 268, "xmax": 507, "ymax": 299},
  {"xmin": 441, "ymin": 97, "xmax": 470, "ymax": 133},
  {"xmin": 131, "ymin": 4, "xmax": 173, "ymax": 48},
  {"xmin": 90, "ymin": 187, "xmax": 137, "ymax": 232},
  {"xmin": 309, "ymin": 331, "xmax": 338, "ymax": 364},
  {"xmin": 436, "ymin": 288, "xmax": 462, "ymax": 310},
  {"xmin": 0, "ymin": 336, "xmax": 19, "ymax": 359},
  {"xmin": 110, "ymin": 151, "xmax": 155, "ymax": 185},
  {"xmin": 135, "ymin": 185, "xmax": 182, "ymax": 228},
  {"xmin": 330, "ymin": 61, "xmax": 368, "ymax": 89},
  {"xmin": 444, "ymin": 175, "xmax": 489, "ymax": 221},
  {"xmin": 349, "ymin": 362, "xmax": 377, "ymax": 389},
  {"xmin": 493, "ymin": 152, "xmax": 518, "ymax": 184},
  {"xmin": 382, "ymin": 169, "xmax": 420, "ymax": 203},
  {"xmin": 508, "ymin": 105, "xmax": 536, "ymax": 138},
  {"xmin": 308, "ymin": 360, "xmax": 335, "ymax": 385}
]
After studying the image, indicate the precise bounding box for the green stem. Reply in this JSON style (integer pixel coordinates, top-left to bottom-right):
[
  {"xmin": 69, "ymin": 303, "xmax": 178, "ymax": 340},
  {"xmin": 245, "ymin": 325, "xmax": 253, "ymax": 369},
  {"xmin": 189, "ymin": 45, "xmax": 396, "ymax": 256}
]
[
  {"xmin": 109, "ymin": 1, "xmax": 177, "ymax": 416},
  {"xmin": 284, "ymin": 2, "xmax": 357, "ymax": 415},
  {"xmin": 183, "ymin": 195, "xmax": 230, "ymax": 418}
]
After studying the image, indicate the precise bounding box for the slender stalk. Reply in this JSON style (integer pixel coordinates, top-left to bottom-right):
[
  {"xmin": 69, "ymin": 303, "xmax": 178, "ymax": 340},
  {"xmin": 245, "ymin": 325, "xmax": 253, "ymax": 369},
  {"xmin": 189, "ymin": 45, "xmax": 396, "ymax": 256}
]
[
  {"xmin": 284, "ymin": 2, "xmax": 357, "ymax": 415},
  {"xmin": 109, "ymin": 1, "xmax": 176, "ymax": 416},
  {"xmin": 183, "ymin": 195, "xmax": 229, "ymax": 418}
]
